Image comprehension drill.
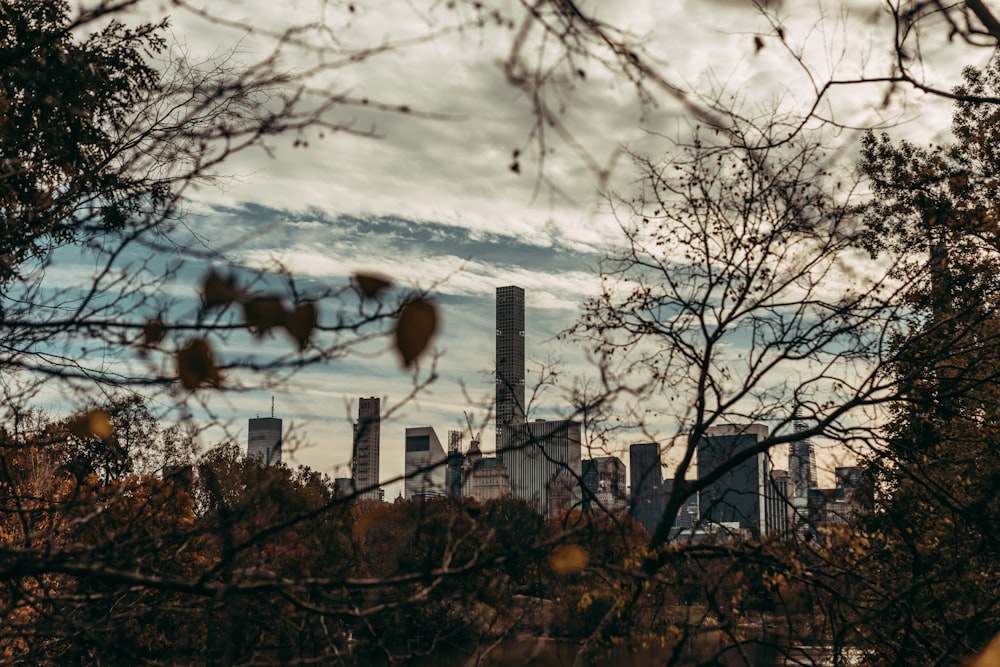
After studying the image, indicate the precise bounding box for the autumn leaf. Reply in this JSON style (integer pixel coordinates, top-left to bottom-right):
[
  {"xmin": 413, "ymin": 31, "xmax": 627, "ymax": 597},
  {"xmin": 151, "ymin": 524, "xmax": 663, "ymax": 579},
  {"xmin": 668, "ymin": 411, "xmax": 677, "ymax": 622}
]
[
  {"xmin": 284, "ymin": 302, "xmax": 317, "ymax": 350},
  {"xmin": 243, "ymin": 296, "xmax": 286, "ymax": 337},
  {"xmin": 352, "ymin": 505, "xmax": 390, "ymax": 539},
  {"xmin": 395, "ymin": 298, "xmax": 437, "ymax": 367},
  {"xmin": 67, "ymin": 409, "xmax": 113, "ymax": 440},
  {"xmin": 201, "ymin": 271, "xmax": 240, "ymax": 308},
  {"xmin": 970, "ymin": 634, "xmax": 1000, "ymax": 667},
  {"xmin": 176, "ymin": 338, "xmax": 221, "ymax": 390},
  {"xmin": 142, "ymin": 319, "xmax": 166, "ymax": 346},
  {"xmin": 354, "ymin": 272, "xmax": 392, "ymax": 298},
  {"xmin": 549, "ymin": 544, "xmax": 589, "ymax": 575}
]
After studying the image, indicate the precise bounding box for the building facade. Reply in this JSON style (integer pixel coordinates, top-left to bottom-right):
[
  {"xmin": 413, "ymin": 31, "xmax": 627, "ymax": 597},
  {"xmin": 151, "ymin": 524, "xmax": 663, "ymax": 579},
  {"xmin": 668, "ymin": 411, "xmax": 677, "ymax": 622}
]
[
  {"xmin": 496, "ymin": 286, "xmax": 526, "ymax": 466},
  {"xmin": 765, "ymin": 468, "xmax": 794, "ymax": 537},
  {"xmin": 445, "ymin": 430, "xmax": 465, "ymax": 497},
  {"xmin": 507, "ymin": 419, "xmax": 581, "ymax": 516},
  {"xmin": 463, "ymin": 438, "xmax": 511, "ymax": 501},
  {"xmin": 697, "ymin": 424, "xmax": 769, "ymax": 539},
  {"xmin": 404, "ymin": 426, "xmax": 447, "ymax": 500},
  {"xmin": 661, "ymin": 477, "xmax": 700, "ymax": 539},
  {"xmin": 352, "ymin": 397, "xmax": 382, "ymax": 500},
  {"xmin": 248, "ymin": 417, "xmax": 282, "ymax": 466},
  {"xmin": 629, "ymin": 442, "xmax": 665, "ymax": 536},
  {"xmin": 582, "ymin": 456, "xmax": 627, "ymax": 512}
]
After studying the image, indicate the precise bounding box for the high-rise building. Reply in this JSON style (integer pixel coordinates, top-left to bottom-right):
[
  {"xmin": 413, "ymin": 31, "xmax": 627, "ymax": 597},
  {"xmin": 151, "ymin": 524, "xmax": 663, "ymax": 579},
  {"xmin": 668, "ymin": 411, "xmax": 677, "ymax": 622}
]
[
  {"xmin": 445, "ymin": 430, "xmax": 465, "ymax": 497},
  {"xmin": 629, "ymin": 442, "xmax": 665, "ymax": 535},
  {"xmin": 697, "ymin": 424, "xmax": 769, "ymax": 539},
  {"xmin": 352, "ymin": 397, "xmax": 381, "ymax": 500},
  {"xmin": 788, "ymin": 421, "xmax": 817, "ymax": 537},
  {"xmin": 496, "ymin": 286, "xmax": 525, "ymax": 466},
  {"xmin": 404, "ymin": 426, "xmax": 447, "ymax": 500},
  {"xmin": 507, "ymin": 419, "xmax": 581, "ymax": 516},
  {"xmin": 582, "ymin": 456, "xmax": 627, "ymax": 511},
  {"xmin": 463, "ymin": 437, "xmax": 511, "ymax": 501},
  {"xmin": 248, "ymin": 415, "xmax": 282, "ymax": 466},
  {"xmin": 660, "ymin": 477, "xmax": 700, "ymax": 538},
  {"xmin": 789, "ymin": 422, "xmax": 818, "ymax": 499},
  {"xmin": 765, "ymin": 468, "xmax": 794, "ymax": 537}
]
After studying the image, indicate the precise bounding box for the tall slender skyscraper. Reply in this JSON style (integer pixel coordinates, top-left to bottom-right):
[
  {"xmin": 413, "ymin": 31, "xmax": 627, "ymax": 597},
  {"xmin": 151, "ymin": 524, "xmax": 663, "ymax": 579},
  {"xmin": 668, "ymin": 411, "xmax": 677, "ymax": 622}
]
[
  {"xmin": 445, "ymin": 430, "xmax": 465, "ymax": 497},
  {"xmin": 495, "ymin": 286, "xmax": 525, "ymax": 464},
  {"xmin": 352, "ymin": 397, "xmax": 381, "ymax": 500},
  {"xmin": 629, "ymin": 442, "xmax": 665, "ymax": 535},
  {"xmin": 788, "ymin": 421, "xmax": 818, "ymax": 499},
  {"xmin": 248, "ymin": 398, "xmax": 282, "ymax": 466},
  {"xmin": 248, "ymin": 415, "xmax": 283, "ymax": 466}
]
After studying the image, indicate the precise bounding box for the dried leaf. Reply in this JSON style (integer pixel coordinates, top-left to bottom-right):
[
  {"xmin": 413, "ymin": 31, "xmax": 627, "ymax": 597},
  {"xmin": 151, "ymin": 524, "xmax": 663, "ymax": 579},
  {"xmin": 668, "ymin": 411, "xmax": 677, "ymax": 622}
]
[
  {"xmin": 970, "ymin": 634, "xmax": 1000, "ymax": 667},
  {"xmin": 143, "ymin": 319, "xmax": 166, "ymax": 346},
  {"xmin": 352, "ymin": 505, "xmax": 390, "ymax": 539},
  {"xmin": 549, "ymin": 544, "xmax": 589, "ymax": 575},
  {"xmin": 284, "ymin": 302, "xmax": 317, "ymax": 350},
  {"xmin": 395, "ymin": 298, "xmax": 437, "ymax": 367},
  {"xmin": 176, "ymin": 338, "xmax": 221, "ymax": 390},
  {"xmin": 202, "ymin": 271, "xmax": 240, "ymax": 308},
  {"xmin": 67, "ymin": 409, "xmax": 114, "ymax": 440},
  {"xmin": 354, "ymin": 272, "xmax": 392, "ymax": 298},
  {"xmin": 243, "ymin": 296, "xmax": 286, "ymax": 337}
]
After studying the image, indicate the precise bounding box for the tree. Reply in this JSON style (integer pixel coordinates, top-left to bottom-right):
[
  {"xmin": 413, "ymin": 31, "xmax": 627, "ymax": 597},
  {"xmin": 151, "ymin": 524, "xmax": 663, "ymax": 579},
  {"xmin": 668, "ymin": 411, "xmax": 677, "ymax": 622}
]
[
  {"xmin": 562, "ymin": 106, "xmax": 924, "ymax": 664},
  {"xmin": 841, "ymin": 55, "xmax": 1000, "ymax": 666}
]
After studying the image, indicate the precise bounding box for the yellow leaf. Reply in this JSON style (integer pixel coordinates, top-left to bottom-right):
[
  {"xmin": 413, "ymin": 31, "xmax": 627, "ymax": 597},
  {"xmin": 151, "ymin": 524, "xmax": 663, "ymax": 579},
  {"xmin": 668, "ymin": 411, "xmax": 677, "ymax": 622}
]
[
  {"xmin": 395, "ymin": 298, "xmax": 437, "ymax": 367},
  {"xmin": 970, "ymin": 634, "xmax": 1000, "ymax": 667},
  {"xmin": 68, "ymin": 409, "xmax": 113, "ymax": 440},
  {"xmin": 549, "ymin": 544, "xmax": 588, "ymax": 575}
]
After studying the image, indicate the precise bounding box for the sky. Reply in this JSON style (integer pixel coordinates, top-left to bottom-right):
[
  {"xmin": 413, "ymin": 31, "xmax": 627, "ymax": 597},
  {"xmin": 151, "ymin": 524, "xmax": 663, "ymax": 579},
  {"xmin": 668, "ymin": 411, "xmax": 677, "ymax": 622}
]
[{"xmin": 62, "ymin": 0, "xmax": 999, "ymax": 495}]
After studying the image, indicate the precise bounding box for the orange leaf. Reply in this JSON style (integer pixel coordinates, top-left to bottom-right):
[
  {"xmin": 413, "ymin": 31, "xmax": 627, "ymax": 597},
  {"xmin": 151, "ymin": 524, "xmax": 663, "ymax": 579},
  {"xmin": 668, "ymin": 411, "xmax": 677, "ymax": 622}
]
[
  {"xmin": 67, "ymin": 409, "xmax": 114, "ymax": 440},
  {"xmin": 971, "ymin": 634, "xmax": 1000, "ymax": 667},
  {"xmin": 352, "ymin": 505, "xmax": 390, "ymax": 540},
  {"xmin": 549, "ymin": 544, "xmax": 589, "ymax": 575},
  {"xmin": 395, "ymin": 298, "xmax": 437, "ymax": 367}
]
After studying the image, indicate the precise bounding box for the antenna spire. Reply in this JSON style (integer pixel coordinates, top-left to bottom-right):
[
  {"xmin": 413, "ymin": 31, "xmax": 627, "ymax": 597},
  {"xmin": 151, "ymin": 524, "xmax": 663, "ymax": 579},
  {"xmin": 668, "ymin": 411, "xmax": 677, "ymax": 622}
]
[{"xmin": 271, "ymin": 395, "xmax": 275, "ymax": 418}]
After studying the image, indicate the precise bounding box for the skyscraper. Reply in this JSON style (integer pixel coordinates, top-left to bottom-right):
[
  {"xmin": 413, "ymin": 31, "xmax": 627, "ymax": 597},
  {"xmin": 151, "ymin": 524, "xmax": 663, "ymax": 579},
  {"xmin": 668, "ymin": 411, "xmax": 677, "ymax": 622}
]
[
  {"xmin": 508, "ymin": 419, "xmax": 581, "ymax": 516},
  {"xmin": 463, "ymin": 437, "xmax": 511, "ymax": 501},
  {"xmin": 629, "ymin": 442, "xmax": 665, "ymax": 536},
  {"xmin": 582, "ymin": 456, "xmax": 627, "ymax": 511},
  {"xmin": 788, "ymin": 421, "xmax": 818, "ymax": 499},
  {"xmin": 445, "ymin": 430, "xmax": 465, "ymax": 497},
  {"xmin": 404, "ymin": 426, "xmax": 447, "ymax": 500},
  {"xmin": 788, "ymin": 421, "xmax": 817, "ymax": 537},
  {"xmin": 248, "ymin": 415, "xmax": 283, "ymax": 466},
  {"xmin": 495, "ymin": 286, "xmax": 525, "ymax": 465},
  {"xmin": 352, "ymin": 397, "xmax": 382, "ymax": 500},
  {"xmin": 697, "ymin": 424, "xmax": 769, "ymax": 539}
]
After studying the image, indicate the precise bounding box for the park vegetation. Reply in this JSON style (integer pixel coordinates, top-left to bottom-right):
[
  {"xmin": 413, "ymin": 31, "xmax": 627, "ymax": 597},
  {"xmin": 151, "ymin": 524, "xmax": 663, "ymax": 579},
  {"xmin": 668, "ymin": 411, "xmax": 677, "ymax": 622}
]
[{"xmin": 3, "ymin": 0, "xmax": 1000, "ymax": 665}]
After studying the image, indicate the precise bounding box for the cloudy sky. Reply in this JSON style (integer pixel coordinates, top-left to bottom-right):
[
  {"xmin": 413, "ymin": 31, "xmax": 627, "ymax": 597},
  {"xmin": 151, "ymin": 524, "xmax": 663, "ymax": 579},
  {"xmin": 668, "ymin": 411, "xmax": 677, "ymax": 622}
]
[{"xmin": 95, "ymin": 0, "xmax": 996, "ymax": 493}]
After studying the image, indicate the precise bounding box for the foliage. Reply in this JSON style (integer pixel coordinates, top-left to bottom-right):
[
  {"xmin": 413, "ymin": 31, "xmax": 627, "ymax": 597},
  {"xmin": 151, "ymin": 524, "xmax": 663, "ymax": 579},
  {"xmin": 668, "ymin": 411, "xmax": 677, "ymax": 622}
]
[{"xmin": 847, "ymin": 56, "xmax": 1000, "ymax": 667}]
